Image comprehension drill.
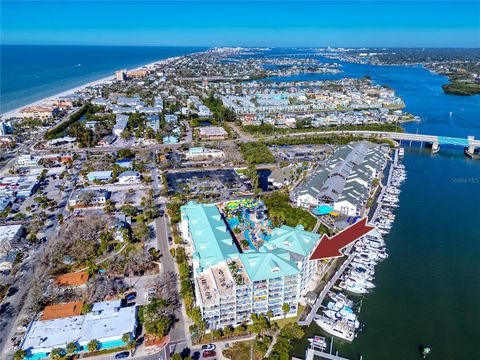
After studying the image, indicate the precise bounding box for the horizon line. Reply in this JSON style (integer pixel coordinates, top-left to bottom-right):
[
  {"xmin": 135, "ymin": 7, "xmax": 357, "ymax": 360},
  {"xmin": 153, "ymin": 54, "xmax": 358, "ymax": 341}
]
[{"xmin": 2, "ymin": 44, "xmax": 480, "ymax": 49}]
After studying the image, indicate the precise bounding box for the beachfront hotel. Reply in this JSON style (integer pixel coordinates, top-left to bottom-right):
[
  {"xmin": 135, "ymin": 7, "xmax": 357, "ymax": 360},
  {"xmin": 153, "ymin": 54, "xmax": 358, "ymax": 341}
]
[
  {"xmin": 19, "ymin": 106, "xmax": 59, "ymax": 120},
  {"xmin": 180, "ymin": 202, "xmax": 322, "ymax": 330}
]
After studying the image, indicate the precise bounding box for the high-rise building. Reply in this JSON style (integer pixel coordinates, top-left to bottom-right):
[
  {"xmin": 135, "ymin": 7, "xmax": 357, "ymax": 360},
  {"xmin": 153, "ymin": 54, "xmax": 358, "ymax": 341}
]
[
  {"xmin": 115, "ymin": 69, "xmax": 127, "ymax": 81},
  {"xmin": 180, "ymin": 202, "xmax": 322, "ymax": 330}
]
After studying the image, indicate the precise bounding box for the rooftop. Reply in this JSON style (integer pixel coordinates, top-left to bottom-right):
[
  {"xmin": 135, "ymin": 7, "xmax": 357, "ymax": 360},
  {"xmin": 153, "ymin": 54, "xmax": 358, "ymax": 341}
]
[
  {"xmin": 21, "ymin": 304, "xmax": 136, "ymax": 352},
  {"xmin": 181, "ymin": 202, "xmax": 239, "ymax": 271},
  {"xmin": 239, "ymin": 250, "xmax": 300, "ymax": 282},
  {"xmin": 40, "ymin": 301, "xmax": 84, "ymax": 321},
  {"xmin": 262, "ymin": 224, "xmax": 320, "ymax": 258},
  {"xmin": 0, "ymin": 224, "xmax": 23, "ymax": 241},
  {"xmin": 55, "ymin": 271, "xmax": 89, "ymax": 287}
]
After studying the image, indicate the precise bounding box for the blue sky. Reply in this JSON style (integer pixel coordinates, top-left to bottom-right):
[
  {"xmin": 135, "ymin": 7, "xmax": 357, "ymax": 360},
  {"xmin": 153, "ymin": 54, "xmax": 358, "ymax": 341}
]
[{"xmin": 1, "ymin": 1, "xmax": 479, "ymax": 47}]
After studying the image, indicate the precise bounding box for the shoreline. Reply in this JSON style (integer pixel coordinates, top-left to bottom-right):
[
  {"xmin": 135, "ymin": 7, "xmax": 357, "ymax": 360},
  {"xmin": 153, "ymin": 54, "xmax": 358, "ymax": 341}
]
[{"xmin": 0, "ymin": 56, "xmax": 181, "ymax": 120}]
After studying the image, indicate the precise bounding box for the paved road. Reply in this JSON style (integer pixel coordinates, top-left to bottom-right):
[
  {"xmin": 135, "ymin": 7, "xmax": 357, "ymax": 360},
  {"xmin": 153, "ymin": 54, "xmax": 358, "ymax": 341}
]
[{"xmin": 151, "ymin": 166, "xmax": 190, "ymax": 358}]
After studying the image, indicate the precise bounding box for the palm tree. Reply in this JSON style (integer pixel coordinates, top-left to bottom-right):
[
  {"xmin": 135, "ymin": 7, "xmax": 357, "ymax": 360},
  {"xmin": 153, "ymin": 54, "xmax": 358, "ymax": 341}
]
[
  {"xmin": 87, "ymin": 339, "xmax": 100, "ymax": 352},
  {"xmin": 121, "ymin": 332, "xmax": 131, "ymax": 344},
  {"xmin": 66, "ymin": 342, "xmax": 78, "ymax": 355},
  {"xmin": 49, "ymin": 348, "xmax": 64, "ymax": 360},
  {"xmin": 282, "ymin": 303, "xmax": 291, "ymax": 319},
  {"xmin": 127, "ymin": 340, "xmax": 137, "ymax": 356},
  {"xmin": 223, "ymin": 325, "xmax": 233, "ymax": 339},
  {"xmin": 13, "ymin": 349, "xmax": 27, "ymax": 360}
]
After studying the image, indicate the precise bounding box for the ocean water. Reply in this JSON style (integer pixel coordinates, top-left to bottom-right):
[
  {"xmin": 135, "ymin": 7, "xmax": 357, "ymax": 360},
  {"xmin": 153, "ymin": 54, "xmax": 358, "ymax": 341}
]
[{"xmin": 0, "ymin": 45, "xmax": 205, "ymax": 113}]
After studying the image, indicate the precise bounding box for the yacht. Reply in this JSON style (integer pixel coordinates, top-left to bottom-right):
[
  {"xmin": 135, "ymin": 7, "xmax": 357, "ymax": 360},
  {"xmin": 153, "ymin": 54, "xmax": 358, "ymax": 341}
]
[
  {"xmin": 339, "ymin": 280, "xmax": 368, "ymax": 295},
  {"xmin": 315, "ymin": 316, "xmax": 355, "ymax": 342}
]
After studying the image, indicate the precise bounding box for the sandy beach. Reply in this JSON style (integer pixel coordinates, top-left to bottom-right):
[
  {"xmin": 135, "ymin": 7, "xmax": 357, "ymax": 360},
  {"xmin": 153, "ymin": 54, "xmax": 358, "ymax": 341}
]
[{"xmin": 0, "ymin": 56, "xmax": 179, "ymax": 120}]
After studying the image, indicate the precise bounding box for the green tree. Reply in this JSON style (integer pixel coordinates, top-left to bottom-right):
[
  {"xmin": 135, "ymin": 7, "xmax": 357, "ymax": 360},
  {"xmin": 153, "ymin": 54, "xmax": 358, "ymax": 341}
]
[
  {"xmin": 212, "ymin": 328, "xmax": 223, "ymax": 340},
  {"xmin": 250, "ymin": 313, "xmax": 269, "ymax": 335},
  {"xmin": 143, "ymin": 298, "xmax": 174, "ymax": 337},
  {"xmin": 223, "ymin": 325, "xmax": 233, "ymax": 339},
  {"xmin": 118, "ymin": 148, "xmax": 135, "ymax": 159},
  {"xmin": 282, "ymin": 303, "xmax": 291, "ymax": 319},
  {"xmin": 66, "ymin": 342, "xmax": 78, "ymax": 355},
  {"xmin": 266, "ymin": 310, "xmax": 274, "ymax": 320},
  {"xmin": 13, "ymin": 349, "xmax": 27, "ymax": 360},
  {"xmin": 121, "ymin": 332, "xmax": 131, "ymax": 343},
  {"xmin": 171, "ymin": 353, "xmax": 182, "ymax": 360},
  {"xmin": 49, "ymin": 348, "xmax": 64, "ymax": 359},
  {"xmin": 81, "ymin": 302, "xmax": 93, "ymax": 314},
  {"xmin": 87, "ymin": 339, "xmax": 100, "ymax": 352}
]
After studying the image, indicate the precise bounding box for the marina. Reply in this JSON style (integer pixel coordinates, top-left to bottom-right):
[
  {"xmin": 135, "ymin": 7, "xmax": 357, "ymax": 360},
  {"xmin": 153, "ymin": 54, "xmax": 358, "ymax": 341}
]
[{"xmin": 297, "ymin": 147, "xmax": 408, "ymax": 358}]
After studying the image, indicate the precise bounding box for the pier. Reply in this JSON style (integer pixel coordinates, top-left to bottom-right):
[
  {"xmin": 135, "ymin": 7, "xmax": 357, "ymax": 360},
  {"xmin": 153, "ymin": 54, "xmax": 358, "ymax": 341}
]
[
  {"xmin": 298, "ymin": 251, "xmax": 355, "ymax": 326},
  {"xmin": 304, "ymin": 347, "xmax": 353, "ymax": 360}
]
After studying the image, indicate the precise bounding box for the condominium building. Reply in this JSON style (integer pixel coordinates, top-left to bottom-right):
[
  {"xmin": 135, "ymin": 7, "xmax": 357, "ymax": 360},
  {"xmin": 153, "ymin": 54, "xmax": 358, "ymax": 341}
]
[
  {"xmin": 19, "ymin": 106, "xmax": 58, "ymax": 120},
  {"xmin": 180, "ymin": 202, "xmax": 321, "ymax": 330},
  {"xmin": 293, "ymin": 141, "xmax": 389, "ymax": 215}
]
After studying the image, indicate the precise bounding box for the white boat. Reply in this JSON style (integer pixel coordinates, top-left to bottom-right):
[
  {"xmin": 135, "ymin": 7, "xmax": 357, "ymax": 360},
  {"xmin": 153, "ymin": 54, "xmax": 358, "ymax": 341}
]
[
  {"xmin": 308, "ymin": 335, "xmax": 327, "ymax": 349},
  {"xmin": 315, "ymin": 316, "xmax": 355, "ymax": 342},
  {"xmin": 339, "ymin": 281, "xmax": 368, "ymax": 295}
]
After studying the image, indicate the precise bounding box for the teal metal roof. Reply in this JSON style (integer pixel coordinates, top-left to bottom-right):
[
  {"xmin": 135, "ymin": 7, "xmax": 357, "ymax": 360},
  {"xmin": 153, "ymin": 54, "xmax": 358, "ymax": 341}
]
[
  {"xmin": 239, "ymin": 249, "xmax": 300, "ymax": 282},
  {"xmin": 263, "ymin": 225, "xmax": 320, "ymax": 258},
  {"xmin": 181, "ymin": 202, "xmax": 239, "ymax": 270}
]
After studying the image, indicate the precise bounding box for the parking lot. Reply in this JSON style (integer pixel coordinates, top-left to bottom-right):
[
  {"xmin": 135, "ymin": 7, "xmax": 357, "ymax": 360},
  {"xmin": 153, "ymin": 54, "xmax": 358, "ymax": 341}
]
[
  {"xmin": 165, "ymin": 169, "xmax": 251, "ymax": 198},
  {"xmin": 269, "ymin": 144, "xmax": 331, "ymax": 162}
]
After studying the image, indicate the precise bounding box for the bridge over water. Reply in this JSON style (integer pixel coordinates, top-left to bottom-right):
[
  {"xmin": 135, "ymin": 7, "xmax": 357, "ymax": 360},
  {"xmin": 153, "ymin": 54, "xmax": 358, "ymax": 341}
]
[{"xmin": 284, "ymin": 130, "xmax": 479, "ymax": 157}]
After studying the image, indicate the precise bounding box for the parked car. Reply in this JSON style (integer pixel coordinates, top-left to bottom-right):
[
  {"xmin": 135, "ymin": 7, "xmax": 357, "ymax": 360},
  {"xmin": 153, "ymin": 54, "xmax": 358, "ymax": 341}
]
[
  {"xmin": 202, "ymin": 344, "xmax": 216, "ymax": 351},
  {"xmin": 115, "ymin": 351, "xmax": 130, "ymax": 359},
  {"xmin": 125, "ymin": 292, "xmax": 137, "ymax": 301},
  {"xmin": 202, "ymin": 350, "xmax": 216, "ymax": 358}
]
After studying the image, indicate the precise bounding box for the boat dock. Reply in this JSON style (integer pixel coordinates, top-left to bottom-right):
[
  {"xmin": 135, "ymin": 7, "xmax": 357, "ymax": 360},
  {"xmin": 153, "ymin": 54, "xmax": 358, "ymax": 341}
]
[
  {"xmin": 304, "ymin": 346, "xmax": 354, "ymax": 360},
  {"xmin": 298, "ymin": 250, "xmax": 355, "ymax": 326},
  {"xmin": 370, "ymin": 149, "xmax": 398, "ymax": 222}
]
